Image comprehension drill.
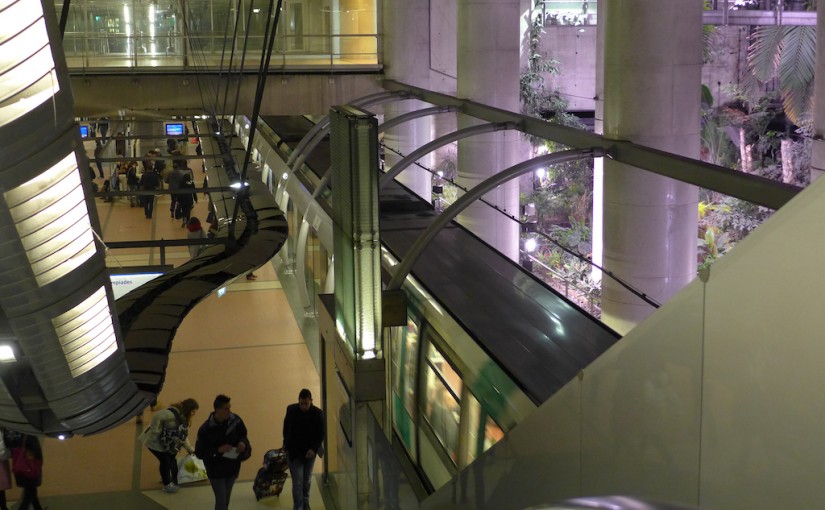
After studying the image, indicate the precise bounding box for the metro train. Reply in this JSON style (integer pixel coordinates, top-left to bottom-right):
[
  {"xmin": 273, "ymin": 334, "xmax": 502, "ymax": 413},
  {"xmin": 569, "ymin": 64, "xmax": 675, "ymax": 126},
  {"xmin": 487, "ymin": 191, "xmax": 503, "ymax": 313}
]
[{"xmin": 232, "ymin": 112, "xmax": 619, "ymax": 492}]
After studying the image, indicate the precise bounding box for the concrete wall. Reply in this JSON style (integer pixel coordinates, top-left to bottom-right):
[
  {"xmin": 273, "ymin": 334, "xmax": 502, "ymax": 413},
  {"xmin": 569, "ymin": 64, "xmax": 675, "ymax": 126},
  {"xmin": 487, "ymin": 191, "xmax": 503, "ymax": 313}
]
[
  {"xmin": 70, "ymin": 73, "xmax": 384, "ymax": 116},
  {"xmin": 538, "ymin": 24, "xmax": 750, "ymax": 113},
  {"xmin": 542, "ymin": 25, "xmax": 597, "ymax": 111}
]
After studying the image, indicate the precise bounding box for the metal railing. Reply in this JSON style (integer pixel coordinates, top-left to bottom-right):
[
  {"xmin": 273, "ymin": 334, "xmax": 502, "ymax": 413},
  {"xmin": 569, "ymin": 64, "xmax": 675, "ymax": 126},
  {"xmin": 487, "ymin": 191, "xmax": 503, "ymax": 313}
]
[{"xmin": 63, "ymin": 32, "xmax": 381, "ymax": 71}]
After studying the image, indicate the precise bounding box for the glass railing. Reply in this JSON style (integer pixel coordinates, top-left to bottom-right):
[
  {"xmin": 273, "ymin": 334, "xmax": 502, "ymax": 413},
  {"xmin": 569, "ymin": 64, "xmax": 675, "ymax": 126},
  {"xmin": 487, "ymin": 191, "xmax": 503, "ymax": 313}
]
[{"xmin": 63, "ymin": 33, "xmax": 381, "ymax": 71}]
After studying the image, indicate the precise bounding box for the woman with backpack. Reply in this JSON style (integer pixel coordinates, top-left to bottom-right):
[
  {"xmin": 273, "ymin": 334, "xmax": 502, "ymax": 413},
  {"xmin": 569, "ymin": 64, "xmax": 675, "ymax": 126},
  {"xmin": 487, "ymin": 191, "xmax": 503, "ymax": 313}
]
[{"xmin": 138, "ymin": 398, "xmax": 199, "ymax": 493}]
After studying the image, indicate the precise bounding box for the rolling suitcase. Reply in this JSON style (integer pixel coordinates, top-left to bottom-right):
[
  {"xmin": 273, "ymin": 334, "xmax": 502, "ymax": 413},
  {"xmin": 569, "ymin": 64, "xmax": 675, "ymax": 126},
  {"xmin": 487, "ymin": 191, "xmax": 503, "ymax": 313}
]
[{"xmin": 253, "ymin": 448, "xmax": 289, "ymax": 501}]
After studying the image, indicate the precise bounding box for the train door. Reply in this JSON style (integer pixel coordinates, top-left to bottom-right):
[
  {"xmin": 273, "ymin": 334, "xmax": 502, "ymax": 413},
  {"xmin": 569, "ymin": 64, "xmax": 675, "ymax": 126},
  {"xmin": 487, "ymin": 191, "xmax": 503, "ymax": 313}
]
[
  {"xmin": 418, "ymin": 334, "xmax": 462, "ymax": 490},
  {"xmin": 389, "ymin": 316, "xmax": 420, "ymax": 461}
]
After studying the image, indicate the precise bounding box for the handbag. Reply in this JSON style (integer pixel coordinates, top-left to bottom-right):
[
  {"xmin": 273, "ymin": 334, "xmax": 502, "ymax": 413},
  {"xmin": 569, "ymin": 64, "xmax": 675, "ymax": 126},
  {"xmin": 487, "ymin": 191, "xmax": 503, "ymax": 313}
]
[
  {"xmin": 159, "ymin": 408, "xmax": 188, "ymax": 453},
  {"xmin": 11, "ymin": 447, "xmax": 41, "ymax": 480}
]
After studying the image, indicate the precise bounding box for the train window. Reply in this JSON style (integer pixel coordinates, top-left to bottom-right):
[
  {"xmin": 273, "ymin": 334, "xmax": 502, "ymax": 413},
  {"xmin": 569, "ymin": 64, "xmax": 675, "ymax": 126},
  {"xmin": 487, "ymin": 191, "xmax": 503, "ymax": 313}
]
[
  {"xmin": 464, "ymin": 390, "xmax": 504, "ymax": 464},
  {"xmin": 390, "ymin": 317, "xmax": 419, "ymax": 458},
  {"xmin": 422, "ymin": 343, "xmax": 462, "ymax": 463}
]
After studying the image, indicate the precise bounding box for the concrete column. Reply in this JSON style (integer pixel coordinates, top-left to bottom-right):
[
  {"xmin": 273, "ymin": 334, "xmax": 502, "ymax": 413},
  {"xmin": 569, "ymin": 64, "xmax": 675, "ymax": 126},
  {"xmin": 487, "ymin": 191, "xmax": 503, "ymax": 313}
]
[
  {"xmin": 601, "ymin": 0, "xmax": 701, "ymax": 334},
  {"xmin": 811, "ymin": 0, "xmax": 825, "ymax": 182},
  {"xmin": 591, "ymin": 0, "xmax": 605, "ymax": 282},
  {"xmin": 382, "ymin": 0, "xmax": 433, "ymax": 201},
  {"xmin": 456, "ymin": 0, "xmax": 525, "ymax": 262}
]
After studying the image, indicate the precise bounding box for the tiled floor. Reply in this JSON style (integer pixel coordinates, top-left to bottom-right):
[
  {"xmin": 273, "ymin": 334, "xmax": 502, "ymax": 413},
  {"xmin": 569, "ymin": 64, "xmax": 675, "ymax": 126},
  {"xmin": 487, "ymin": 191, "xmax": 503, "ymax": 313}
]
[{"xmin": 7, "ymin": 184, "xmax": 326, "ymax": 510}]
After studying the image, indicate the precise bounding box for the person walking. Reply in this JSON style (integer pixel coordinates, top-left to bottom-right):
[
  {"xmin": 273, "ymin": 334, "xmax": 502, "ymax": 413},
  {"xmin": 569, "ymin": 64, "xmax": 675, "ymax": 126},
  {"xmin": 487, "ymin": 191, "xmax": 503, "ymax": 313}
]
[
  {"xmin": 283, "ymin": 389, "xmax": 324, "ymax": 510},
  {"xmin": 0, "ymin": 429, "xmax": 11, "ymax": 510},
  {"xmin": 177, "ymin": 174, "xmax": 198, "ymax": 227},
  {"xmin": 187, "ymin": 217, "xmax": 206, "ymax": 258},
  {"xmin": 139, "ymin": 166, "xmax": 161, "ymax": 219},
  {"xmin": 196, "ymin": 395, "xmax": 251, "ymax": 510},
  {"xmin": 12, "ymin": 433, "xmax": 43, "ymax": 510},
  {"xmin": 138, "ymin": 398, "xmax": 199, "ymax": 493},
  {"xmin": 165, "ymin": 159, "xmax": 187, "ymax": 219}
]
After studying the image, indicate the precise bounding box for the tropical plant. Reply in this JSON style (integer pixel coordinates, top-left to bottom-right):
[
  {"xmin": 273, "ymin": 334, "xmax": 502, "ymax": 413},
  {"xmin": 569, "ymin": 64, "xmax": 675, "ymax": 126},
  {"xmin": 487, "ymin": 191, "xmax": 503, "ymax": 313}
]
[
  {"xmin": 520, "ymin": 17, "xmax": 561, "ymax": 121},
  {"xmin": 746, "ymin": 25, "xmax": 816, "ymax": 125}
]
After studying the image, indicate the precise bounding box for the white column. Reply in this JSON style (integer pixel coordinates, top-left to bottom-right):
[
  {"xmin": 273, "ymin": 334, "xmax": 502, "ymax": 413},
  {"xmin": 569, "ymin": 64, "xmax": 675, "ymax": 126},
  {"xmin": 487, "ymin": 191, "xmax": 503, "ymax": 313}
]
[
  {"xmin": 811, "ymin": 0, "xmax": 825, "ymax": 182},
  {"xmin": 591, "ymin": 0, "xmax": 605, "ymax": 282},
  {"xmin": 456, "ymin": 0, "xmax": 525, "ymax": 262},
  {"xmin": 383, "ymin": 0, "xmax": 433, "ymax": 201},
  {"xmin": 601, "ymin": 0, "xmax": 702, "ymax": 334}
]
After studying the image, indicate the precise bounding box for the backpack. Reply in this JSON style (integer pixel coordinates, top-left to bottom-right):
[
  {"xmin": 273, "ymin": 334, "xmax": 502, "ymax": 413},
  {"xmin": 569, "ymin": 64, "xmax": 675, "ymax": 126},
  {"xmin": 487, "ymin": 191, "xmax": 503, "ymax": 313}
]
[{"xmin": 159, "ymin": 407, "xmax": 188, "ymax": 453}]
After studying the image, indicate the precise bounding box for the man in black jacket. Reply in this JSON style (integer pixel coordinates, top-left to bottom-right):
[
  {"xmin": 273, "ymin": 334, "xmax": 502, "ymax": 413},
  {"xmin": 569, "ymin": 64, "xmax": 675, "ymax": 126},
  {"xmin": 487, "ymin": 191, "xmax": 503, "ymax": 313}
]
[
  {"xmin": 195, "ymin": 395, "xmax": 250, "ymax": 510},
  {"xmin": 283, "ymin": 389, "xmax": 324, "ymax": 510}
]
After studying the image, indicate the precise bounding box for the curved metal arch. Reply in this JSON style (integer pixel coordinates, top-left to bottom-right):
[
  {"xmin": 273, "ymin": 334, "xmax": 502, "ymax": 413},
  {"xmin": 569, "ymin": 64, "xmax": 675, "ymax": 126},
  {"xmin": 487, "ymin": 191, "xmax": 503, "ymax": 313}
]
[
  {"xmin": 310, "ymin": 105, "xmax": 459, "ymax": 200},
  {"xmin": 378, "ymin": 122, "xmax": 519, "ymax": 189},
  {"xmin": 378, "ymin": 105, "xmax": 458, "ymax": 134},
  {"xmin": 287, "ymin": 90, "xmax": 412, "ymax": 170},
  {"xmin": 387, "ymin": 148, "xmax": 606, "ymax": 290}
]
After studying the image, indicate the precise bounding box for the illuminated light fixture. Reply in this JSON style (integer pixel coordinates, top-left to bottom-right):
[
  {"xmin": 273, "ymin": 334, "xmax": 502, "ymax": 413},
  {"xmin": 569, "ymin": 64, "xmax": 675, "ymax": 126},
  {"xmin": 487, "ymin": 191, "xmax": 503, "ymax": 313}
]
[
  {"xmin": 217, "ymin": 286, "xmax": 227, "ymax": 298},
  {"xmin": 229, "ymin": 181, "xmax": 249, "ymax": 189},
  {"xmin": 0, "ymin": 0, "xmax": 59, "ymax": 127},
  {"xmin": 5, "ymin": 153, "xmax": 97, "ymax": 287},
  {"xmin": 524, "ymin": 238, "xmax": 537, "ymax": 252},
  {"xmin": 52, "ymin": 287, "xmax": 117, "ymax": 378},
  {"xmin": 252, "ymin": 8, "xmax": 260, "ymax": 13},
  {"xmin": 0, "ymin": 345, "xmax": 16, "ymax": 362},
  {"xmin": 535, "ymin": 167, "xmax": 546, "ymax": 179},
  {"xmin": 282, "ymin": 172, "xmax": 289, "ymax": 180}
]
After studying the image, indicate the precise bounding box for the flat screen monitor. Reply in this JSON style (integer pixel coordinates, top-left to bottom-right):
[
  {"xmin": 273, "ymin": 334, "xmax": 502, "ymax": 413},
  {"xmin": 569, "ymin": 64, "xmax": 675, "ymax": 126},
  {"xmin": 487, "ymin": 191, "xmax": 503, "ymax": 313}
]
[
  {"xmin": 165, "ymin": 122, "xmax": 185, "ymax": 137},
  {"xmin": 79, "ymin": 124, "xmax": 89, "ymax": 139}
]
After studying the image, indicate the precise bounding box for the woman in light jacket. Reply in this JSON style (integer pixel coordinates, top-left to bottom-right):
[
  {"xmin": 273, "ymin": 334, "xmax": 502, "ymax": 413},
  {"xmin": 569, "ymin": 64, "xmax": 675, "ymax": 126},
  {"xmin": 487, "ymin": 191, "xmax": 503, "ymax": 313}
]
[{"xmin": 139, "ymin": 398, "xmax": 199, "ymax": 493}]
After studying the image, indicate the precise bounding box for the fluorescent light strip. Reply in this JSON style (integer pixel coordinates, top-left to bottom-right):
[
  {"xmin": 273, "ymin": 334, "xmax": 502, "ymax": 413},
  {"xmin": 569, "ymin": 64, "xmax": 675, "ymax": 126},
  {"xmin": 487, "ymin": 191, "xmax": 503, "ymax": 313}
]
[
  {"xmin": 5, "ymin": 153, "xmax": 97, "ymax": 287},
  {"xmin": 0, "ymin": 45, "xmax": 56, "ymax": 102},
  {"xmin": 0, "ymin": 22, "xmax": 46, "ymax": 73},
  {"xmin": 0, "ymin": 1, "xmax": 57, "ymax": 126},
  {"xmin": 0, "ymin": 0, "xmax": 43, "ymax": 45},
  {"xmin": 51, "ymin": 287, "xmax": 117, "ymax": 378}
]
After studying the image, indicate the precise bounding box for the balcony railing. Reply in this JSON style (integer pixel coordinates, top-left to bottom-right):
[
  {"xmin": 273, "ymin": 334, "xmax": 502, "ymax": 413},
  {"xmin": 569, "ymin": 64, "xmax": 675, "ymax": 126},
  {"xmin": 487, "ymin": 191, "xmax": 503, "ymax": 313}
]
[{"xmin": 62, "ymin": 32, "xmax": 381, "ymax": 72}]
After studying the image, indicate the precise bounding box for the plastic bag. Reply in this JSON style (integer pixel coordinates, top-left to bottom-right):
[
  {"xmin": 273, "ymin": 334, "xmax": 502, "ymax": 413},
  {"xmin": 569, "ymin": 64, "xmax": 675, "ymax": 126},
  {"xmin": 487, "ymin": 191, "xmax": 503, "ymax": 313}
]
[{"xmin": 176, "ymin": 454, "xmax": 207, "ymax": 484}]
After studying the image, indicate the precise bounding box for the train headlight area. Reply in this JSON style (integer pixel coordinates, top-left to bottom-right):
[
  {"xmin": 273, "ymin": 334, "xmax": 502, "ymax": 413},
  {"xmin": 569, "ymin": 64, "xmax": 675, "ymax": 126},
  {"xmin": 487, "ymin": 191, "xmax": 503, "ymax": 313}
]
[{"xmin": 246, "ymin": 113, "xmax": 620, "ymax": 496}]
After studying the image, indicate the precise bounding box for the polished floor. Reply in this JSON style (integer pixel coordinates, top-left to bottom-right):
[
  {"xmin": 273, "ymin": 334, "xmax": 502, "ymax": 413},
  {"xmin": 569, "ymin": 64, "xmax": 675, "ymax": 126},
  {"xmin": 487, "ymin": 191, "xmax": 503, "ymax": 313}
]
[{"xmin": 6, "ymin": 178, "xmax": 327, "ymax": 509}]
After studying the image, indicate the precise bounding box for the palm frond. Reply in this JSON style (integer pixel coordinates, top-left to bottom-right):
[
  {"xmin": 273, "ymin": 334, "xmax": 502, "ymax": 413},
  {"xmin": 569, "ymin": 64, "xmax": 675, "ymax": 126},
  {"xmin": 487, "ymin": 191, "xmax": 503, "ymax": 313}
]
[
  {"xmin": 747, "ymin": 26, "xmax": 789, "ymax": 82},
  {"xmin": 777, "ymin": 26, "xmax": 816, "ymax": 89},
  {"xmin": 777, "ymin": 26, "xmax": 816, "ymax": 125}
]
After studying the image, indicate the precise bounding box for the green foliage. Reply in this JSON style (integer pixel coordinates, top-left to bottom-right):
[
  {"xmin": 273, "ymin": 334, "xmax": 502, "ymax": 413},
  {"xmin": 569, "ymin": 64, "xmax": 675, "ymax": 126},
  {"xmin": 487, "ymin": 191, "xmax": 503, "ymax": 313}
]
[
  {"xmin": 747, "ymin": 25, "xmax": 816, "ymax": 125},
  {"xmin": 520, "ymin": 17, "xmax": 561, "ymax": 119}
]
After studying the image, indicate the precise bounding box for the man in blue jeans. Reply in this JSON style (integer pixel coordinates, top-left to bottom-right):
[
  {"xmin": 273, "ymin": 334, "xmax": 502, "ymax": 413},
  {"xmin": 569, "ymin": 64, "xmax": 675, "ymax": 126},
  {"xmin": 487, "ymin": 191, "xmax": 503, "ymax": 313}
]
[
  {"xmin": 283, "ymin": 389, "xmax": 325, "ymax": 510},
  {"xmin": 196, "ymin": 395, "xmax": 250, "ymax": 510}
]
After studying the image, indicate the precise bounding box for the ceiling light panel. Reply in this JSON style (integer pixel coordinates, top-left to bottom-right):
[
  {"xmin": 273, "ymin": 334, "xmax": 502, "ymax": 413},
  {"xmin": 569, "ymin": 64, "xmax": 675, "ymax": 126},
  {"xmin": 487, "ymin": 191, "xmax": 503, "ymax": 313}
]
[
  {"xmin": 4, "ymin": 153, "xmax": 97, "ymax": 287},
  {"xmin": 51, "ymin": 287, "xmax": 117, "ymax": 378},
  {"xmin": 0, "ymin": 0, "xmax": 58, "ymax": 126}
]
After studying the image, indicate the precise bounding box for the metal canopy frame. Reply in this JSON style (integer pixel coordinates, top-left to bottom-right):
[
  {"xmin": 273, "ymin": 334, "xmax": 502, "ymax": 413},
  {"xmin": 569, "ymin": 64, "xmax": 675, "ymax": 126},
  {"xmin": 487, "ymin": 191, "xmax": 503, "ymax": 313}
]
[{"xmin": 382, "ymin": 80, "xmax": 801, "ymax": 210}]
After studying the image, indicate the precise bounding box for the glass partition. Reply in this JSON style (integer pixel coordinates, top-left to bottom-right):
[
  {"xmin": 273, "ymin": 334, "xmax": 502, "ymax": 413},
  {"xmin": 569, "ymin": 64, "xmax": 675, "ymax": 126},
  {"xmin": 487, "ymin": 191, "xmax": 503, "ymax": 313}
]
[{"xmin": 56, "ymin": 0, "xmax": 380, "ymax": 71}]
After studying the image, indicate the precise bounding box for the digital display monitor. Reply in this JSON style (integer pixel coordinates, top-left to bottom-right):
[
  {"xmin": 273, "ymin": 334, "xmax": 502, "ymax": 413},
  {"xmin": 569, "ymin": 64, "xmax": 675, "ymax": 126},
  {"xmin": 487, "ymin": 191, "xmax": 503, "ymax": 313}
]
[
  {"xmin": 79, "ymin": 125, "xmax": 89, "ymax": 139},
  {"xmin": 165, "ymin": 122, "xmax": 185, "ymax": 137}
]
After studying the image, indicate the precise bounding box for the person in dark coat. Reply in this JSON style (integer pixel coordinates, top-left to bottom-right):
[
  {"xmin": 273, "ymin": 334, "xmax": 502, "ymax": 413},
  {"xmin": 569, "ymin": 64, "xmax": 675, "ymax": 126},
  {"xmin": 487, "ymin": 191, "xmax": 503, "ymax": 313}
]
[
  {"xmin": 12, "ymin": 434, "xmax": 43, "ymax": 510},
  {"xmin": 283, "ymin": 389, "xmax": 324, "ymax": 510},
  {"xmin": 177, "ymin": 174, "xmax": 198, "ymax": 227},
  {"xmin": 195, "ymin": 395, "xmax": 250, "ymax": 510},
  {"xmin": 139, "ymin": 168, "xmax": 162, "ymax": 219}
]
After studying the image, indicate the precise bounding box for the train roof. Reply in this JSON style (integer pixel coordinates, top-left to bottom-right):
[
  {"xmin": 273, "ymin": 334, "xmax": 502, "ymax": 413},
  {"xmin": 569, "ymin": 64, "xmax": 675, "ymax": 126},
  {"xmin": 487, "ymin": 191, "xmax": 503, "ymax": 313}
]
[{"xmin": 262, "ymin": 115, "xmax": 620, "ymax": 404}]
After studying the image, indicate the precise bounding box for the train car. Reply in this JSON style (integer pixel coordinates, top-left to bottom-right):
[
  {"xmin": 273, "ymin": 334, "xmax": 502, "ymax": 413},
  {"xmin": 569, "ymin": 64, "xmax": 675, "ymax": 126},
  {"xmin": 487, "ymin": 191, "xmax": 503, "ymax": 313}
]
[{"xmin": 238, "ymin": 113, "xmax": 620, "ymax": 493}]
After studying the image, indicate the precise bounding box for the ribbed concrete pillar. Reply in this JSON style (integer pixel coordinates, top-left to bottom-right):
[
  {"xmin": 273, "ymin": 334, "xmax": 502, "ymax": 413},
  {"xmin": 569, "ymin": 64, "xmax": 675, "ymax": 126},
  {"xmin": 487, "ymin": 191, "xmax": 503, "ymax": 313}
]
[
  {"xmin": 591, "ymin": 0, "xmax": 605, "ymax": 282},
  {"xmin": 601, "ymin": 0, "xmax": 701, "ymax": 334},
  {"xmin": 383, "ymin": 0, "xmax": 433, "ymax": 200},
  {"xmin": 812, "ymin": 0, "xmax": 825, "ymax": 182},
  {"xmin": 456, "ymin": 0, "xmax": 524, "ymax": 262}
]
